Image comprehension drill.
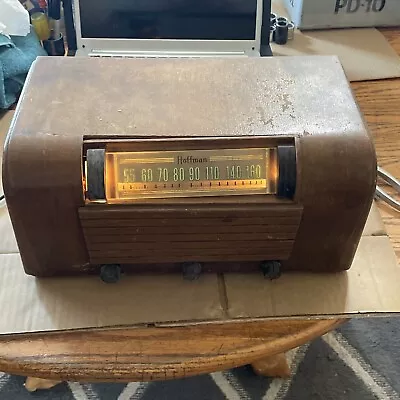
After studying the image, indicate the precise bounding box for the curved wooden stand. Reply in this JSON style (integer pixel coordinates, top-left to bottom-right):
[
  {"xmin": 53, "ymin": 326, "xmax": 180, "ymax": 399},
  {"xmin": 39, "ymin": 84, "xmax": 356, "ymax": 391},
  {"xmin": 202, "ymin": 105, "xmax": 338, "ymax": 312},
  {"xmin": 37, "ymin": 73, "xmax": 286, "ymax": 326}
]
[{"xmin": 0, "ymin": 319, "xmax": 343, "ymax": 385}]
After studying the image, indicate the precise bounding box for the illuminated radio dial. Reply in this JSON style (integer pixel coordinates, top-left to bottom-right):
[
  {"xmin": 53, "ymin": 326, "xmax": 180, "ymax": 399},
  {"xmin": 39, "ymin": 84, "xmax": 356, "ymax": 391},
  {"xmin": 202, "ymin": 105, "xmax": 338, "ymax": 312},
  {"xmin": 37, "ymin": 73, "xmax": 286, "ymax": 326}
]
[{"xmin": 85, "ymin": 145, "xmax": 296, "ymax": 203}]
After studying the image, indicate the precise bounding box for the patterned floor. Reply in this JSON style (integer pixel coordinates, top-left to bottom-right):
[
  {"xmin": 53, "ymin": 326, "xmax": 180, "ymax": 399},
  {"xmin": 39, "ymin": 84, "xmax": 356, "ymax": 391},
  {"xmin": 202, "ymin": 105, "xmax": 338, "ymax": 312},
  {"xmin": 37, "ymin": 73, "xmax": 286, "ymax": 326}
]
[{"xmin": 1, "ymin": 318, "xmax": 399, "ymax": 399}]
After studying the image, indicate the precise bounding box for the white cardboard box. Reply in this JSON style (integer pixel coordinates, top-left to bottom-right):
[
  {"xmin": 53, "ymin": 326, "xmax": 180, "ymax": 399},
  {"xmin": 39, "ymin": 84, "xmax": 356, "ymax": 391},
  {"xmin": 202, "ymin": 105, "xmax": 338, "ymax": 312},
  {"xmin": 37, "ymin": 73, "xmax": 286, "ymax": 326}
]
[{"xmin": 283, "ymin": 0, "xmax": 400, "ymax": 30}]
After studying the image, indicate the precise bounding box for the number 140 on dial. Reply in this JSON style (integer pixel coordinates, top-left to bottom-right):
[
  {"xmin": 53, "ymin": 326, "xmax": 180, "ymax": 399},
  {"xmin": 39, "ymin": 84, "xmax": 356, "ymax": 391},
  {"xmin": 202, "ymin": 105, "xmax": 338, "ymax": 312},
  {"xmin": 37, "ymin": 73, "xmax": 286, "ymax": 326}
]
[{"xmin": 226, "ymin": 165, "xmax": 262, "ymax": 179}]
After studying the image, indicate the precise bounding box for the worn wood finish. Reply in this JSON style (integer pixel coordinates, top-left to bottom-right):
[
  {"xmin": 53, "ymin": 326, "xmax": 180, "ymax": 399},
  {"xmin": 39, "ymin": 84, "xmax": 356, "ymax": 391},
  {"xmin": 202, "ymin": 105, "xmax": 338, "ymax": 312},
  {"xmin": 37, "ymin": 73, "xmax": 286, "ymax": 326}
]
[
  {"xmin": 79, "ymin": 204, "xmax": 302, "ymax": 271},
  {"xmin": 0, "ymin": 319, "xmax": 343, "ymax": 382},
  {"xmin": 80, "ymin": 204, "xmax": 302, "ymax": 264},
  {"xmin": 3, "ymin": 55, "xmax": 376, "ymax": 276}
]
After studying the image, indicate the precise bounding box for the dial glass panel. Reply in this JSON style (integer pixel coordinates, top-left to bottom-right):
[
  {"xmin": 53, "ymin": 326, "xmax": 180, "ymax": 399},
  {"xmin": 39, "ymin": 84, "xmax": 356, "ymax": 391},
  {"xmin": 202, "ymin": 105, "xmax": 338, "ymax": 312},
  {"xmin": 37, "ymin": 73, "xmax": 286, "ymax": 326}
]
[{"xmin": 105, "ymin": 147, "xmax": 277, "ymax": 202}]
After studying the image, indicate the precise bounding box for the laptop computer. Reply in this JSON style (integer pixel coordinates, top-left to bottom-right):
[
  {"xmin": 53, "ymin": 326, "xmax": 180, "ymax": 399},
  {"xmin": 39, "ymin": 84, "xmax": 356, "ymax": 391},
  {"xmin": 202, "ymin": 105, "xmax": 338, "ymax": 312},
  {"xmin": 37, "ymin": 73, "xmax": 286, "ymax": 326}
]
[{"xmin": 74, "ymin": 0, "xmax": 272, "ymax": 58}]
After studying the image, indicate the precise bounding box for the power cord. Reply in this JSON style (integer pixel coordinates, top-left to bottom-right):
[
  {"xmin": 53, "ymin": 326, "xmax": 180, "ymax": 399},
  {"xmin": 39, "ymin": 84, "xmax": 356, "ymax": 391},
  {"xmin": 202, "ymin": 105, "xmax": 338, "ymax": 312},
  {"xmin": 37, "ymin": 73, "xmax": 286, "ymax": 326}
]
[{"xmin": 376, "ymin": 167, "xmax": 400, "ymax": 212}]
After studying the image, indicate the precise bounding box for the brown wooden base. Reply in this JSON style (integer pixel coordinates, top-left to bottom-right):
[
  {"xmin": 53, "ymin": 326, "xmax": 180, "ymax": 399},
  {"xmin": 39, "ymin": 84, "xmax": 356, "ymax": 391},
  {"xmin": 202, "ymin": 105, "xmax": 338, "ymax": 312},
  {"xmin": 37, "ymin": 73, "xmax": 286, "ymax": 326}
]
[{"xmin": 24, "ymin": 352, "xmax": 292, "ymax": 392}]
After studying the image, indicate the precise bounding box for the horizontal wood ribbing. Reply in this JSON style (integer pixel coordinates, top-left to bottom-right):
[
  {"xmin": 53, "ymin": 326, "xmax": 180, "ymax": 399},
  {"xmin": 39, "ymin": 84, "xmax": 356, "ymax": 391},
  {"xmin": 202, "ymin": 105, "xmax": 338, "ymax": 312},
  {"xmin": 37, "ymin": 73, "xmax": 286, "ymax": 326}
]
[
  {"xmin": 80, "ymin": 216, "xmax": 301, "ymax": 228},
  {"xmin": 79, "ymin": 205, "xmax": 303, "ymax": 220},
  {"xmin": 82, "ymin": 224, "xmax": 298, "ymax": 236},
  {"xmin": 84, "ymin": 232, "xmax": 296, "ymax": 244},
  {"xmin": 81, "ymin": 205, "xmax": 301, "ymax": 264},
  {"xmin": 85, "ymin": 240, "xmax": 293, "ymax": 251}
]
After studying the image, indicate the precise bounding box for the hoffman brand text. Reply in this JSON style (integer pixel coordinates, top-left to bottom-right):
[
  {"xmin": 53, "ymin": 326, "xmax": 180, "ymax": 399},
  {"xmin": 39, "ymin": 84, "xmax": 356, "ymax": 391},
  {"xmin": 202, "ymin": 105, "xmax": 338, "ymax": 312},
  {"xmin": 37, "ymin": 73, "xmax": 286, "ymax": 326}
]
[{"xmin": 177, "ymin": 156, "xmax": 208, "ymax": 165}]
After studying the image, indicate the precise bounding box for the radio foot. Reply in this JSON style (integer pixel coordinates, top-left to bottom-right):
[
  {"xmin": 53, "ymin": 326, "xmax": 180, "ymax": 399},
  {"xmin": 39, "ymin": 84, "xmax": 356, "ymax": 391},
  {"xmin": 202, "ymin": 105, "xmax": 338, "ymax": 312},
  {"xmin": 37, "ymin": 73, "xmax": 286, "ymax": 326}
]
[
  {"xmin": 260, "ymin": 261, "xmax": 282, "ymax": 280},
  {"xmin": 100, "ymin": 264, "xmax": 121, "ymax": 283},
  {"xmin": 182, "ymin": 262, "xmax": 202, "ymax": 281}
]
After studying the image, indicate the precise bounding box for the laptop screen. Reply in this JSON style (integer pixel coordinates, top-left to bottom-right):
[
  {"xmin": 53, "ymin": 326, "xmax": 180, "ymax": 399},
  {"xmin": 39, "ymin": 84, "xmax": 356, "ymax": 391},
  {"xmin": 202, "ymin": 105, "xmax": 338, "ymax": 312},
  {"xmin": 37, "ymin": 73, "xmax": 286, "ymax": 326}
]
[{"xmin": 78, "ymin": 0, "xmax": 258, "ymax": 41}]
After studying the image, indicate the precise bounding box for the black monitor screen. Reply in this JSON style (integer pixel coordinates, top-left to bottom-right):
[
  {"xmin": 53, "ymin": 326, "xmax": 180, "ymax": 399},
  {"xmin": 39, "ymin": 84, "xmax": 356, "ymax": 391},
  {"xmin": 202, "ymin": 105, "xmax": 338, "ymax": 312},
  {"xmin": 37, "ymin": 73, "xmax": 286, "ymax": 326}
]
[{"xmin": 78, "ymin": 0, "xmax": 257, "ymax": 40}]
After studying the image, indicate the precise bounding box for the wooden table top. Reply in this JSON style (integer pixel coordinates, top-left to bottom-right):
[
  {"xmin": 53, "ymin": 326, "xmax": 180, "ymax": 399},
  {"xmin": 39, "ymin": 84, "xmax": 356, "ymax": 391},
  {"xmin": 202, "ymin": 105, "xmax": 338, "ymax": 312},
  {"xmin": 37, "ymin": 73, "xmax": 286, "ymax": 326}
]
[{"xmin": 0, "ymin": 30, "xmax": 399, "ymax": 383}]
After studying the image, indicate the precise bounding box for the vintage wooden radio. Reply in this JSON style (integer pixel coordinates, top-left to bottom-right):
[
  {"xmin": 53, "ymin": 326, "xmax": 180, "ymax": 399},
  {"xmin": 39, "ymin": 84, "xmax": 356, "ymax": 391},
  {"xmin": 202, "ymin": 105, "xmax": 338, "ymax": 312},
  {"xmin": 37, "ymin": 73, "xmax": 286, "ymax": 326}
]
[{"xmin": 2, "ymin": 56, "xmax": 376, "ymax": 281}]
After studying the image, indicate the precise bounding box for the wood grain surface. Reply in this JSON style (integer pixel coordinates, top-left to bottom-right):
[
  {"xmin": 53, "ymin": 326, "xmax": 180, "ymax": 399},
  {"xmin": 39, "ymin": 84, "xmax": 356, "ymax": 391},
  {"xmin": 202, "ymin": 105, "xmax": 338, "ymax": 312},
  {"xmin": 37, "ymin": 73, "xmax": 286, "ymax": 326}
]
[
  {"xmin": 80, "ymin": 204, "xmax": 302, "ymax": 265},
  {"xmin": 0, "ymin": 319, "xmax": 342, "ymax": 382},
  {"xmin": 356, "ymin": 29, "xmax": 400, "ymax": 262},
  {"xmin": 0, "ymin": 29, "xmax": 398, "ymax": 383}
]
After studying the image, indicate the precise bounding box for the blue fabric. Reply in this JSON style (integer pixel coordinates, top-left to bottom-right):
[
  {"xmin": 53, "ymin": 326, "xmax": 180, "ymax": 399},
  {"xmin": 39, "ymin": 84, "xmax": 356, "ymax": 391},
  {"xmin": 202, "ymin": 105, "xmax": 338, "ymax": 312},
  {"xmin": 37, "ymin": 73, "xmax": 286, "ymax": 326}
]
[{"xmin": 0, "ymin": 26, "xmax": 47, "ymax": 109}]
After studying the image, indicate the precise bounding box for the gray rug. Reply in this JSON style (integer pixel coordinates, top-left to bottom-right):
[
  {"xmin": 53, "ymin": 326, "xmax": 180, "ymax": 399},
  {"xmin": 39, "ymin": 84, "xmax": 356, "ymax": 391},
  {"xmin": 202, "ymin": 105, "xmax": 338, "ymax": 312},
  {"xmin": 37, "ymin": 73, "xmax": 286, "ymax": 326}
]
[{"xmin": 1, "ymin": 318, "xmax": 399, "ymax": 399}]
